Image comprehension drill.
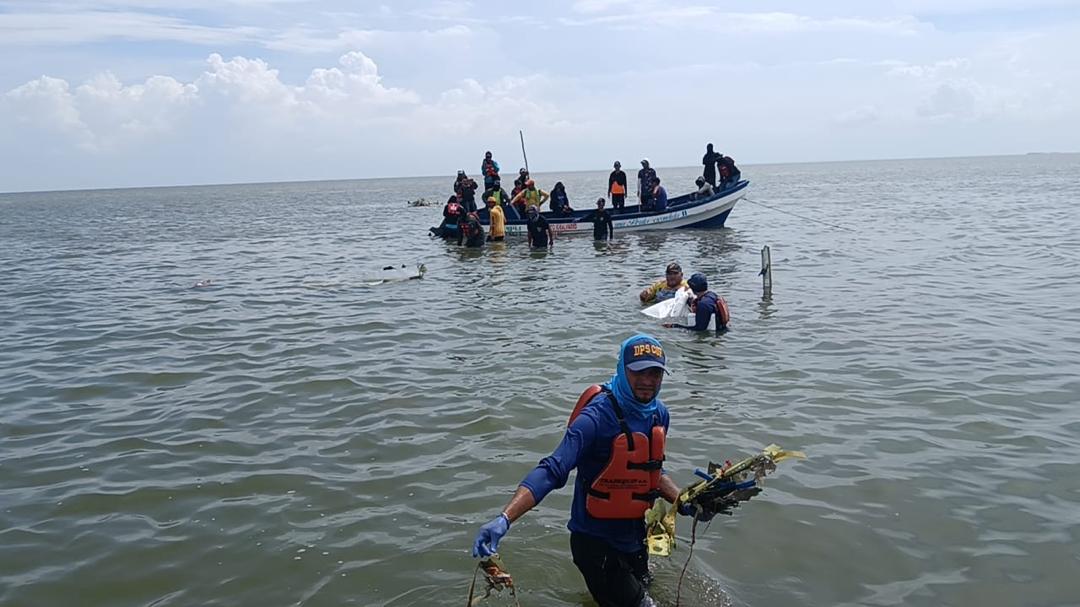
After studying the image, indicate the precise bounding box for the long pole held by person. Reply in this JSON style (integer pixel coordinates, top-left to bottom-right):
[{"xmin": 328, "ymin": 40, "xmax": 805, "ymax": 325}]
[{"xmin": 519, "ymin": 130, "xmax": 530, "ymax": 175}]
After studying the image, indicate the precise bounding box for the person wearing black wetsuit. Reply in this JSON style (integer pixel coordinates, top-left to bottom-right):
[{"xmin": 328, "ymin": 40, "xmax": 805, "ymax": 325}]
[
  {"xmin": 580, "ymin": 197, "xmax": 614, "ymax": 240},
  {"xmin": 526, "ymin": 206, "xmax": 553, "ymax": 249},
  {"xmin": 702, "ymin": 143, "xmax": 721, "ymax": 187},
  {"xmin": 458, "ymin": 211, "xmax": 485, "ymax": 248}
]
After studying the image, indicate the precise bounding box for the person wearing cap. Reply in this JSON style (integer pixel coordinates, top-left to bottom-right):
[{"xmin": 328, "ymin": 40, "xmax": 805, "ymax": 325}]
[
  {"xmin": 481, "ymin": 151, "xmax": 500, "ymax": 190},
  {"xmin": 608, "ymin": 161, "xmax": 628, "ymax": 212},
  {"xmin": 525, "ymin": 205, "xmax": 553, "ymax": 249},
  {"xmin": 664, "ymin": 273, "xmax": 730, "ymax": 332},
  {"xmin": 482, "ymin": 179, "xmax": 513, "ymax": 218},
  {"xmin": 639, "ymin": 262, "xmax": 689, "ymax": 304},
  {"xmin": 454, "ymin": 171, "xmax": 479, "ymax": 213},
  {"xmin": 510, "ymin": 179, "xmax": 550, "ymax": 213},
  {"xmin": 485, "ymin": 196, "xmax": 505, "ymax": 242},
  {"xmin": 514, "ymin": 167, "xmax": 530, "ymax": 191},
  {"xmin": 578, "ymin": 197, "xmax": 615, "ymax": 241},
  {"xmin": 637, "ymin": 159, "xmax": 657, "ymax": 210},
  {"xmin": 472, "ymin": 334, "xmax": 701, "ymax": 607}
]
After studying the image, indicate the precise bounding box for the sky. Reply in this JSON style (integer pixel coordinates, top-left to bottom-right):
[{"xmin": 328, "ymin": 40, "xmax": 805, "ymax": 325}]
[{"xmin": 1, "ymin": 0, "xmax": 1078, "ymax": 192}]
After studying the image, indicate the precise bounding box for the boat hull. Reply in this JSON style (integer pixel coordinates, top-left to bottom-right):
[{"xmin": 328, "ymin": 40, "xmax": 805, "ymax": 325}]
[{"xmin": 480, "ymin": 180, "xmax": 748, "ymax": 236}]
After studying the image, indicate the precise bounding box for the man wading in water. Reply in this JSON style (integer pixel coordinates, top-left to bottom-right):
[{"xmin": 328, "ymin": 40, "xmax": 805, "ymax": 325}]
[{"xmin": 472, "ymin": 334, "xmax": 707, "ymax": 607}]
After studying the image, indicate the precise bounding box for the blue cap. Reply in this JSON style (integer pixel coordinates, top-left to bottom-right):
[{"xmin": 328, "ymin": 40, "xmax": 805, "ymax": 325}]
[
  {"xmin": 688, "ymin": 272, "xmax": 708, "ymax": 292},
  {"xmin": 623, "ymin": 335, "xmax": 668, "ymax": 372}
]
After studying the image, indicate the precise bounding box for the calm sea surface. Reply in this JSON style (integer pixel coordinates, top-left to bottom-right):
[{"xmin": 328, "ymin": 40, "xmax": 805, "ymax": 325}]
[{"xmin": 2, "ymin": 155, "xmax": 1079, "ymax": 607}]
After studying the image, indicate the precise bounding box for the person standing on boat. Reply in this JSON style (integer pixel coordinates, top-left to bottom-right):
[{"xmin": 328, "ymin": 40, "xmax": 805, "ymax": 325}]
[
  {"xmin": 482, "ymin": 179, "xmax": 513, "ymax": 218},
  {"xmin": 481, "ymin": 151, "xmax": 500, "ymax": 190},
  {"xmin": 650, "ymin": 177, "xmax": 668, "ymax": 213},
  {"xmin": 637, "ymin": 159, "xmax": 657, "ymax": 210},
  {"xmin": 514, "ymin": 167, "xmax": 530, "ymax": 191},
  {"xmin": 486, "ymin": 197, "xmax": 506, "ymax": 242},
  {"xmin": 511, "ymin": 179, "xmax": 550, "ymax": 214},
  {"xmin": 550, "ymin": 182, "xmax": 574, "ymax": 216},
  {"xmin": 579, "ymin": 197, "xmax": 614, "ymax": 241},
  {"xmin": 526, "ymin": 206, "xmax": 554, "ymax": 249},
  {"xmin": 472, "ymin": 334, "xmax": 701, "ymax": 607},
  {"xmin": 455, "ymin": 171, "xmax": 479, "ymax": 213},
  {"xmin": 608, "ymin": 161, "xmax": 628, "ymax": 212},
  {"xmin": 663, "ymin": 273, "xmax": 730, "ymax": 332},
  {"xmin": 640, "ymin": 262, "xmax": 688, "ymax": 303},
  {"xmin": 702, "ymin": 143, "xmax": 721, "ymax": 187}
]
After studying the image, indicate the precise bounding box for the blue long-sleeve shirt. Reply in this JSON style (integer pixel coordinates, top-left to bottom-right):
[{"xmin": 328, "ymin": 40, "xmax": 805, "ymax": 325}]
[
  {"xmin": 673, "ymin": 291, "xmax": 723, "ymax": 331},
  {"xmin": 520, "ymin": 392, "xmax": 670, "ymax": 553}
]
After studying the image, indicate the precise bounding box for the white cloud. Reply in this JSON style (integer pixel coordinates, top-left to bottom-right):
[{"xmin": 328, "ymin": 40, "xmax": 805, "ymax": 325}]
[{"xmin": 4, "ymin": 71, "xmax": 197, "ymax": 151}]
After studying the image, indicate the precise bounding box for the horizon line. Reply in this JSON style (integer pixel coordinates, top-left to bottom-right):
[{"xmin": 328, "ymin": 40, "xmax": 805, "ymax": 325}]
[{"xmin": 2, "ymin": 151, "xmax": 1076, "ymax": 196}]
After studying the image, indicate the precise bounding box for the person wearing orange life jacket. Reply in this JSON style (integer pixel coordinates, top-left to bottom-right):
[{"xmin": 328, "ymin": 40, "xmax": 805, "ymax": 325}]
[
  {"xmin": 481, "ymin": 151, "xmax": 500, "ymax": 190},
  {"xmin": 472, "ymin": 334, "xmax": 706, "ymax": 607},
  {"xmin": 608, "ymin": 161, "xmax": 628, "ymax": 212},
  {"xmin": 663, "ymin": 273, "xmax": 730, "ymax": 332}
]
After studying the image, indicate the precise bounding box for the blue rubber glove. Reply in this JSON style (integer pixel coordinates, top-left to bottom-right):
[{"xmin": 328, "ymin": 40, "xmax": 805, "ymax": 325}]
[
  {"xmin": 472, "ymin": 514, "xmax": 510, "ymax": 558},
  {"xmin": 678, "ymin": 501, "xmax": 715, "ymax": 522}
]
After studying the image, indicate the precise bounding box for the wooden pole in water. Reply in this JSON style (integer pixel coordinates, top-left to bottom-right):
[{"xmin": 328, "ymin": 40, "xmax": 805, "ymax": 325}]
[
  {"xmin": 760, "ymin": 245, "xmax": 772, "ymax": 298},
  {"xmin": 519, "ymin": 130, "xmax": 530, "ymax": 175}
]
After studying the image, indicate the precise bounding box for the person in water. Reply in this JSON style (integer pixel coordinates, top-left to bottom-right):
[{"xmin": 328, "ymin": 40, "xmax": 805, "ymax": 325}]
[
  {"xmin": 639, "ymin": 262, "xmax": 688, "ymax": 303},
  {"xmin": 649, "ymin": 177, "xmax": 668, "ymax": 213},
  {"xmin": 702, "ymin": 143, "xmax": 721, "ymax": 187},
  {"xmin": 481, "ymin": 151, "xmax": 500, "ymax": 190},
  {"xmin": 511, "ymin": 179, "xmax": 550, "ymax": 214},
  {"xmin": 549, "ymin": 181, "xmax": 574, "ymax": 216},
  {"xmin": 431, "ymin": 194, "xmax": 464, "ymax": 239},
  {"xmin": 526, "ymin": 206, "xmax": 553, "ymax": 249},
  {"xmin": 608, "ymin": 161, "xmax": 628, "ymax": 212},
  {"xmin": 663, "ymin": 272, "xmax": 729, "ymax": 332},
  {"xmin": 579, "ymin": 197, "xmax": 614, "ymax": 240},
  {"xmin": 637, "ymin": 159, "xmax": 656, "ymax": 209},
  {"xmin": 486, "ymin": 197, "xmax": 505, "ymax": 242},
  {"xmin": 458, "ymin": 211, "xmax": 485, "ymax": 248},
  {"xmin": 472, "ymin": 334, "xmax": 702, "ymax": 607}
]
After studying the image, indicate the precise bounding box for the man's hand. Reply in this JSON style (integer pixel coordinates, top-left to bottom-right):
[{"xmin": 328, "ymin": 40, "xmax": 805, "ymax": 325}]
[{"xmin": 472, "ymin": 514, "xmax": 510, "ymax": 558}]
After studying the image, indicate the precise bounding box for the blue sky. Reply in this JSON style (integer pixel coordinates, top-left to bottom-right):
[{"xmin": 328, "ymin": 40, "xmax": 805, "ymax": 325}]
[{"xmin": 1, "ymin": 0, "xmax": 1078, "ymax": 192}]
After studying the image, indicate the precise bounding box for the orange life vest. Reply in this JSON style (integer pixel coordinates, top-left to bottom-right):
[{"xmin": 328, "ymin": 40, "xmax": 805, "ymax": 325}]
[
  {"xmin": 690, "ymin": 292, "xmax": 731, "ymax": 329},
  {"xmin": 610, "ymin": 182, "xmax": 626, "ymax": 195},
  {"xmin": 567, "ymin": 385, "xmax": 666, "ymax": 520},
  {"xmin": 716, "ymin": 295, "xmax": 731, "ymax": 328}
]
